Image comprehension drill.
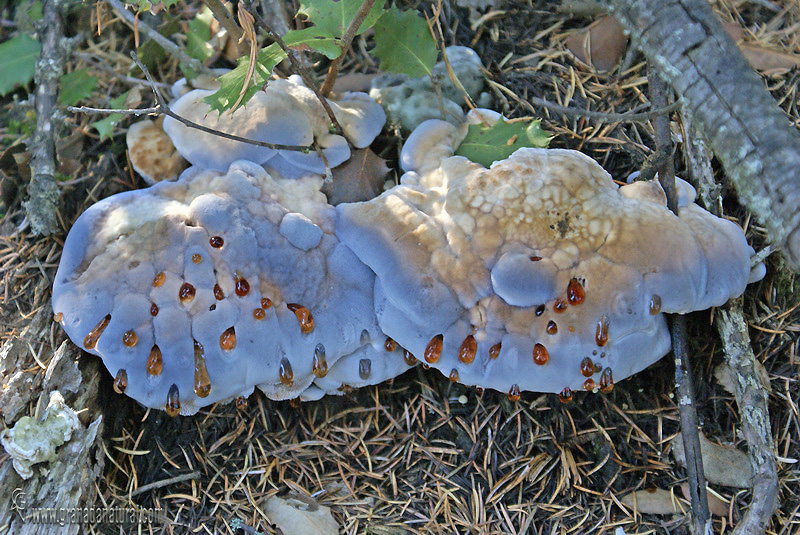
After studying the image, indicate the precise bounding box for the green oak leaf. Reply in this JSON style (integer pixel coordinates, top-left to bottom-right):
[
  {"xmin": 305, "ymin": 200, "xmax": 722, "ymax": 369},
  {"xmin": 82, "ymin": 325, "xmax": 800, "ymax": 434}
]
[
  {"xmin": 186, "ymin": 7, "xmax": 214, "ymax": 62},
  {"xmin": 91, "ymin": 91, "xmax": 129, "ymax": 140},
  {"xmin": 0, "ymin": 34, "xmax": 41, "ymax": 96},
  {"xmin": 59, "ymin": 69, "xmax": 98, "ymax": 107},
  {"xmin": 455, "ymin": 118, "xmax": 552, "ymax": 167},
  {"xmin": 372, "ymin": 7, "xmax": 437, "ymax": 77},
  {"xmin": 297, "ymin": 0, "xmax": 385, "ymax": 38}
]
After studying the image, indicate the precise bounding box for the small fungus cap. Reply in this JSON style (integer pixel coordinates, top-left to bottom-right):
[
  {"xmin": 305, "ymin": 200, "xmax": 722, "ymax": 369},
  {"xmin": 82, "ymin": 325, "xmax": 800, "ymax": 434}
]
[
  {"xmin": 126, "ymin": 117, "xmax": 188, "ymax": 184},
  {"xmin": 53, "ymin": 161, "xmax": 401, "ymax": 414},
  {"xmin": 337, "ymin": 113, "xmax": 757, "ymax": 396}
]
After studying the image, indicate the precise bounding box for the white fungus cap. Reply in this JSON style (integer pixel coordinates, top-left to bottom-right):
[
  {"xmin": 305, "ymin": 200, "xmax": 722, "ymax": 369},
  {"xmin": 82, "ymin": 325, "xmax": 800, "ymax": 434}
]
[
  {"xmin": 163, "ymin": 76, "xmax": 386, "ymax": 179},
  {"xmin": 53, "ymin": 160, "xmax": 410, "ymax": 415},
  {"xmin": 336, "ymin": 111, "xmax": 760, "ymax": 398}
]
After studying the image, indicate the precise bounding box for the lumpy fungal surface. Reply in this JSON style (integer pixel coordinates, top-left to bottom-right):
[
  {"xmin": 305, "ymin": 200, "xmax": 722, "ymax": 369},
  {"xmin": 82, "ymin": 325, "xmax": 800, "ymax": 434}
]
[{"xmin": 336, "ymin": 111, "xmax": 759, "ymax": 396}]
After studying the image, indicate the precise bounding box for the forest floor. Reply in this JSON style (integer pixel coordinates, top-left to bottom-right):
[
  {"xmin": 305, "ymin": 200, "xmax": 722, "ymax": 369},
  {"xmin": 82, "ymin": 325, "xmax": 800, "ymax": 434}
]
[{"xmin": 0, "ymin": 0, "xmax": 798, "ymax": 534}]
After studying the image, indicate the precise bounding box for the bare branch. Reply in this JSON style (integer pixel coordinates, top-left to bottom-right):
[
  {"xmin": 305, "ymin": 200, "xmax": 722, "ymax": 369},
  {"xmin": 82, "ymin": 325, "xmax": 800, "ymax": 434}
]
[{"xmin": 319, "ymin": 0, "xmax": 376, "ymax": 97}]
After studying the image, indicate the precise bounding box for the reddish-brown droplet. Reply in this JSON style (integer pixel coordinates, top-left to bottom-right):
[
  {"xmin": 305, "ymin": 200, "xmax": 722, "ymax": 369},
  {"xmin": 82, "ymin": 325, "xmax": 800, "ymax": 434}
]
[
  {"xmin": 559, "ymin": 388, "xmax": 573, "ymax": 403},
  {"xmin": 595, "ymin": 315, "xmax": 609, "ymax": 347},
  {"xmin": 212, "ymin": 284, "xmax": 224, "ymax": 300},
  {"xmin": 193, "ymin": 340, "xmax": 212, "ymax": 398},
  {"xmin": 166, "ymin": 384, "xmax": 180, "ymax": 417},
  {"xmin": 449, "ymin": 368, "xmax": 460, "ymax": 383},
  {"xmin": 421, "ymin": 363, "xmax": 430, "ymax": 370},
  {"xmin": 287, "ymin": 304, "xmax": 314, "ymax": 334},
  {"xmin": 649, "ymin": 295, "xmax": 662, "ymax": 315},
  {"xmin": 599, "ymin": 368, "xmax": 614, "ymax": 393},
  {"xmin": 192, "ymin": 253, "xmax": 202, "ymax": 264},
  {"xmin": 593, "ymin": 361, "xmax": 603, "ymax": 374},
  {"xmin": 289, "ymin": 397, "xmax": 302, "ymax": 408},
  {"xmin": 150, "ymin": 303, "xmax": 159, "ymax": 316},
  {"xmin": 153, "ymin": 272, "xmax": 165, "ymax": 287},
  {"xmin": 179, "ymin": 282, "xmax": 196, "ymax": 303},
  {"xmin": 236, "ymin": 396, "xmax": 248, "ymax": 410},
  {"xmin": 404, "ymin": 349, "xmax": 417, "ymax": 366},
  {"xmin": 53, "ymin": 312, "xmax": 63, "ymax": 322},
  {"xmin": 424, "ymin": 334, "xmax": 443, "ymax": 363},
  {"xmin": 475, "ymin": 386, "xmax": 484, "ymax": 395},
  {"xmin": 209, "ymin": 236, "xmax": 224, "ymax": 248},
  {"xmin": 147, "ymin": 345, "xmax": 163, "ymax": 376},
  {"xmin": 583, "ymin": 378, "xmax": 596, "ymax": 391},
  {"xmin": 458, "ymin": 335, "xmax": 477, "ymax": 364},
  {"xmin": 553, "ymin": 298, "xmax": 568, "ymax": 313},
  {"xmin": 489, "ymin": 342, "xmax": 501, "ymax": 360},
  {"xmin": 529, "ymin": 255, "xmax": 542, "ymax": 262},
  {"xmin": 385, "ymin": 338, "xmax": 397, "ymax": 352},
  {"xmin": 220, "ymin": 326, "xmax": 236, "ymax": 351},
  {"xmin": 84, "ymin": 314, "xmax": 111, "ymax": 350},
  {"xmin": 580, "ymin": 357, "xmax": 594, "ymax": 377},
  {"xmin": 535, "ymin": 305, "xmax": 546, "ymax": 317},
  {"xmin": 508, "ymin": 384, "xmax": 521, "ymax": 402},
  {"xmin": 279, "ymin": 358, "xmax": 294, "ymax": 386},
  {"xmin": 567, "ymin": 278, "xmax": 585, "ymax": 306},
  {"xmin": 122, "ymin": 330, "xmax": 138, "ymax": 347},
  {"xmin": 546, "ymin": 320, "xmax": 558, "ymax": 335},
  {"xmin": 261, "ymin": 297, "xmax": 272, "ymax": 309},
  {"xmin": 253, "ymin": 308, "xmax": 265, "ymax": 320},
  {"xmin": 113, "ymin": 369, "xmax": 127, "ymax": 394},
  {"xmin": 234, "ymin": 276, "xmax": 250, "ymax": 297},
  {"xmin": 359, "ymin": 359, "xmax": 371, "ymax": 380},
  {"xmin": 533, "ymin": 343, "xmax": 549, "ymax": 365},
  {"xmin": 313, "ymin": 344, "xmax": 328, "ymax": 378}
]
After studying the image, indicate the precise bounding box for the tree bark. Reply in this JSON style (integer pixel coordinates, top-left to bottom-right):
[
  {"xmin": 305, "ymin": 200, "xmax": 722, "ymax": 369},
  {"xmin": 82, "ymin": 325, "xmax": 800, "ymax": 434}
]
[{"xmin": 608, "ymin": 0, "xmax": 800, "ymax": 272}]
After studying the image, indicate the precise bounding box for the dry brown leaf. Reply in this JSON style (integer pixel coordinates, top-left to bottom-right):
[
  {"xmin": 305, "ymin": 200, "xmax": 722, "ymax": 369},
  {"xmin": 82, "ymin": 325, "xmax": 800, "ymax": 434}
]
[
  {"xmin": 713, "ymin": 361, "xmax": 771, "ymax": 395},
  {"xmin": 620, "ymin": 488, "xmax": 685, "ymax": 515},
  {"xmin": 323, "ymin": 148, "xmax": 390, "ymax": 205},
  {"xmin": 263, "ymin": 494, "xmax": 339, "ymax": 535},
  {"xmin": 671, "ymin": 432, "xmax": 753, "ymax": 488},
  {"xmin": 722, "ymin": 20, "xmax": 800, "ymax": 75},
  {"xmin": 679, "ymin": 483, "xmax": 729, "ymax": 517},
  {"xmin": 565, "ymin": 16, "xmax": 627, "ymax": 72}
]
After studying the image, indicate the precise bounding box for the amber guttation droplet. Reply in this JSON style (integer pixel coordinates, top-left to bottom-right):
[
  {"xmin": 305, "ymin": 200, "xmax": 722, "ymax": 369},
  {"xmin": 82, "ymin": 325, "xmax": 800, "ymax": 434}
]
[
  {"xmin": 567, "ymin": 278, "xmax": 585, "ymax": 306},
  {"xmin": 424, "ymin": 334, "xmax": 443, "ymax": 363},
  {"xmin": 360, "ymin": 329, "xmax": 370, "ymax": 345},
  {"xmin": 147, "ymin": 345, "xmax": 163, "ymax": 376},
  {"xmin": 546, "ymin": 320, "xmax": 558, "ymax": 335},
  {"xmin": 234, "ymin": 276, "xmax": 250, "ymax": 297},
  {"xmin": 508, "ymin": 384, "xmax": 521, "ymax": 402},
  {"xmin": 253, "ymin": 308, "xmax": 265, "ymax": 320},
  {"xmin": 421, "ymin": 363, "xmax": 430, "ymax": 370},
  {"xmin": 150, "ymin": 303, "xmax": 159, "ymax": 316},
  {"xmin": 192, "ymin": 253, "xmax": 202, "ymax": 264},
  {"xmin": 313, "ymin": 344, "xmax": 328, "ymax": 378},
  {"xmin": 449, "ymin": 368, "xmax": 460, "ymax": 383},
  {"xmin": 289, "ymin": 398, "xmax": 301, "ymax": 409},
  {"xmin": 533, "ymin": 343, "xmax": 549, "ymax": 365},
  {"xmin": 595, "ymin": 315, "xmax": 609, "ymax": 347},
  {"xmin": 220, "ymin": 326, "xmax": 236, "ymax": 351},
  {"xmin": 261, "ymin": 297, "xmax": 272, "ymax": 309},
  {"xmin": 584, "ymin": 378, "xmax": 596, "ymax": 391},
  {"xmin": 359, "ymin": 359, "xmax": 372, "ymax": 380},
  {"xmin": 535, "ymin": 305, "xmax": 546, "ymax": 317},
  {"xmin": 593, "ymin": 362, "xmax": 603, "ymax": 374},
  {"xmin": 193, "ymin": 341, "xmax": 211, "ymax": 398},
  {"xmin": 153, "ymin": 272, "xmax": 165, "ymax": 287},
  {"xmin": 385, "ymin": 338, "xmax": 397, "ymax": 352},
  {"xmin": 122, "ymin": 330, "xmax": 138, "ymax": 347},
  {"xmin": 53, "ymin": 312, "xmax": 63, "ymax": 322},
  {"xmin": 213, "ymin": 284, "xmax": 224, "ymax": 300},
  {"xmin": 553, "ymin": 298, "xmax": 568, "ymax": 313},
  {"xmin": 458, "ymin": 335, "xmax": 477, "ymax": 364},
  {"xmin": 236, "ymin": 396, "xmax": 248, "ymax": 410},
  {"xmin": 113, "ymin": 369, "xmax": 128, "ymax": 394},
  {"xmin": 166, "ymin": 384, "xmax": 180, "ymax": 417},
  {"xmin": 404, "ymin": 349, "xmax": 417, "ymax": 366},
  {"xmin": 209, "ymin": 236, "xmax": 224, "ymax": 248},
  {"xmin": 84, "ymin": 314, "xmax": 111, "ymax": 350},
  {"xmin": 559, "ymin": 388, "xmax": 573, "ymax": 403},
  {"xmin": 279, "ymin": 358, "xmax": 294, "ymax": 386},
  {"xmin": 529, "ymin": 255, "xmax": 542, "ymax": 262},
  {"xmin": 489, "ymin": 342, "xmax": 501, "ymax": 360},
  {"xmin": 599, "ymin": 368, "xmax": 614, "ymax": 393},
  {"xmin": 649, "ymin": 294, "xmax": 662, "ymax": 315},
  {"xmin": 580, "ymin": 357, "xmax": 594, "ymax": 377},
  {"xmin": 287, "ymin": 303, "xmax": 314, "ymax": 334},
  {"xmin": 179, "ymin": 282, "xmax": 196, "ymax": 303}
]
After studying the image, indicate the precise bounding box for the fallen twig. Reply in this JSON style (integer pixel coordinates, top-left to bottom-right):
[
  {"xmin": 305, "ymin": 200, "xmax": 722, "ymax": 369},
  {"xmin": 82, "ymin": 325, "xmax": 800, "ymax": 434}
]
[
  {"xmin": 319, "ymin": 0, "xmax": 376, "ymax": 97},
  {"xmin": 129, "ymin": 471, "xmax": 201, "ymax": 497}
]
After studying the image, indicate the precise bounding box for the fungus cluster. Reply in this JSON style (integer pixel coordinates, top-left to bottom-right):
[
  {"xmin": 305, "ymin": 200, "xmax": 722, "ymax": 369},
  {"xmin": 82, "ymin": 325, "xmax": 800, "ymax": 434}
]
[{"xmin": 53, "ymin": 75, "xmax": 760, "ymax": 414}]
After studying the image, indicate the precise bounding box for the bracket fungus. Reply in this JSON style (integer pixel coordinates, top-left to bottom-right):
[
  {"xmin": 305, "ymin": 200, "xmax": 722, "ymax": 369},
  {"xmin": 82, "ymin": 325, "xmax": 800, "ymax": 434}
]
[
  {"xmin": 52, "ymin": 161, "xmax": 410, "ymax": 415},
  {"xmin": 164, "ymin": 75, "xmax": 386, "ymax": 178},
  {"xmin": 337, "ymin": 111, "xmax": 762, "ymax": 399}
]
